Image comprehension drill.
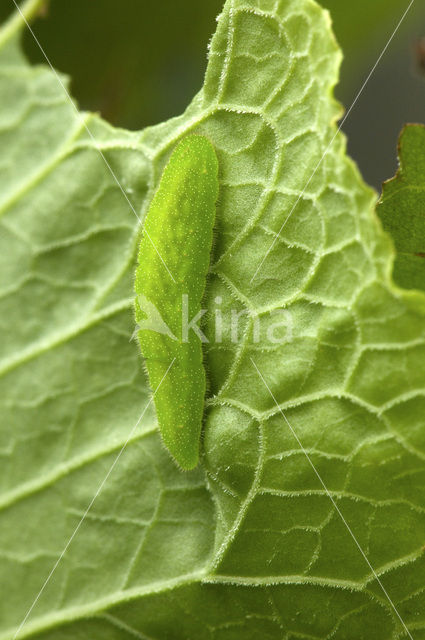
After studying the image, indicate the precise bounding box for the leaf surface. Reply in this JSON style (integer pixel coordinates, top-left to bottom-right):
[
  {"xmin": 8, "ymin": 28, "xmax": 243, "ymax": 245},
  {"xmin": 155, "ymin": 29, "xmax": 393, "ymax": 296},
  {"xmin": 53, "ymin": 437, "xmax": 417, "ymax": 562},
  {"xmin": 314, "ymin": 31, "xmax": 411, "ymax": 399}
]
[
  {"xmin": 378, "ymin": 124, "xmax": 425, "ymax": 293},
  {"xmin": 1, "ymin": 1, "xmax": 425, "ymax": 639}
]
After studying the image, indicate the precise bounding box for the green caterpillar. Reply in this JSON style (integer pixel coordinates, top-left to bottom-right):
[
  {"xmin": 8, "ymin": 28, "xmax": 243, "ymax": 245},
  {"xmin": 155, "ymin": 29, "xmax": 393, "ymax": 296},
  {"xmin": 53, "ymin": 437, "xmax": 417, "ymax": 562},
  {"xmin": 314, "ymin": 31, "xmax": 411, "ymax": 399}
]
[{"xmin": 135, "ymin": 135, "xmax": 219, "ymax": 470}]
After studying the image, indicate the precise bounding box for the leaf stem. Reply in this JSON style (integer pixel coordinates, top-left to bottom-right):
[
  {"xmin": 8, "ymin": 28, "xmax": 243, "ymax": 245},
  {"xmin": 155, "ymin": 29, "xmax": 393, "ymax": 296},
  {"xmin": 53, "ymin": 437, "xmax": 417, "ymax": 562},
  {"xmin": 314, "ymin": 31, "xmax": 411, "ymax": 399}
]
[{"xmin": 0, "ymin": 0, "xmax": 46, "ymax": 49}]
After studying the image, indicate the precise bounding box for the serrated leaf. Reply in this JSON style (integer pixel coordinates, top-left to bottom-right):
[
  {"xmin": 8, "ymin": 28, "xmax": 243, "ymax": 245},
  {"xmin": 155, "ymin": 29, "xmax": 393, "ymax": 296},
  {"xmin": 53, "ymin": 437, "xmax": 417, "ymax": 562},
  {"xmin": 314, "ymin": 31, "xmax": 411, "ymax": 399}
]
[
  {"xmin": 378, "ymin": 124, "xmax": 425, "ymax": 293},
  {"xmin": 1, "ymin": 1, "xmax": 425, "ymax": 639}
]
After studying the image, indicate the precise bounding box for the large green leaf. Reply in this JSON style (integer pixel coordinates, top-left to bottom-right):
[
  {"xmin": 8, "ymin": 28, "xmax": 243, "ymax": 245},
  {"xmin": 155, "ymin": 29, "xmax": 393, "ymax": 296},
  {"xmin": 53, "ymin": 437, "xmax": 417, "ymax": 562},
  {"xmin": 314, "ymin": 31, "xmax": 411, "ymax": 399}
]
[
  {"xmin": 1, "ymin": 1, "xmax": 425, "ymax": 639},
  {"xmin": 377, "ymin": 124, "xmax": 425, "ymax": 293}
]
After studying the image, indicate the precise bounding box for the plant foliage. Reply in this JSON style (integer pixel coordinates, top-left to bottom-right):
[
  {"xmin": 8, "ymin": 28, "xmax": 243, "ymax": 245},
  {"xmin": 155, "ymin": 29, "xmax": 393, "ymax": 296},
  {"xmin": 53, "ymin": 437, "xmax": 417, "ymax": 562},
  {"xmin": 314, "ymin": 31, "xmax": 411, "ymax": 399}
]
[{"xmin": 0, "ymin": 0, "xmax": 424, "ymax": 638}]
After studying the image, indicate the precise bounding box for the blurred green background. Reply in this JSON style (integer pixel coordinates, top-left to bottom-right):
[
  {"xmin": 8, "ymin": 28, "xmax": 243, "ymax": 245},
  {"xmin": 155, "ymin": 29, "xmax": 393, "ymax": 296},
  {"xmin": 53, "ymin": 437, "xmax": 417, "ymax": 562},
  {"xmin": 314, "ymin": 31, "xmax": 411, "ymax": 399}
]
[{"xmin": 1, "ymin": 0, "xmax": 425, "ymax": 190}]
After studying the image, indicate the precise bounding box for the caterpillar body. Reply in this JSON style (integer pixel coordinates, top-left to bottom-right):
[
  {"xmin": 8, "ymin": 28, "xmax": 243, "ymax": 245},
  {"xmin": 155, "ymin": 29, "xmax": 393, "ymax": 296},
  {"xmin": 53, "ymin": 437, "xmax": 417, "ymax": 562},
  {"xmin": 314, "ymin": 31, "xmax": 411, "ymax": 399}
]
[{"xmin": 135, "ymin": 135, "xmax": 219, "ymax": 470}]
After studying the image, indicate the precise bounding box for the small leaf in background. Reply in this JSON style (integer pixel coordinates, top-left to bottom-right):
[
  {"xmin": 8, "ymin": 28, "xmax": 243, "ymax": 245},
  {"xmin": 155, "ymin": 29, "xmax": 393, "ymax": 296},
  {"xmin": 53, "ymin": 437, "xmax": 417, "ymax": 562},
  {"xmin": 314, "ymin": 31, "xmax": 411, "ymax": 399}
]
[{"xmin": 377, "ymin": 124, "xmax": 425, "ymax": 292}]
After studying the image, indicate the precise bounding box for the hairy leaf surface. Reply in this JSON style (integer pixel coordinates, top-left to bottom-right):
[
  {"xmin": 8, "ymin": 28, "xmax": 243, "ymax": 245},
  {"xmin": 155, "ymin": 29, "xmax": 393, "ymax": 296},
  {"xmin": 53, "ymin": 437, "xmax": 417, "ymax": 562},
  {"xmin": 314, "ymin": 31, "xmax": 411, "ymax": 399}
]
[
  {"xmin": 378, "ymin": 124, "xmax": 425, "ymax": 293},
  {"xmin": 1, "ymin": 1, "xmax": 425, "ymax": 639}
]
